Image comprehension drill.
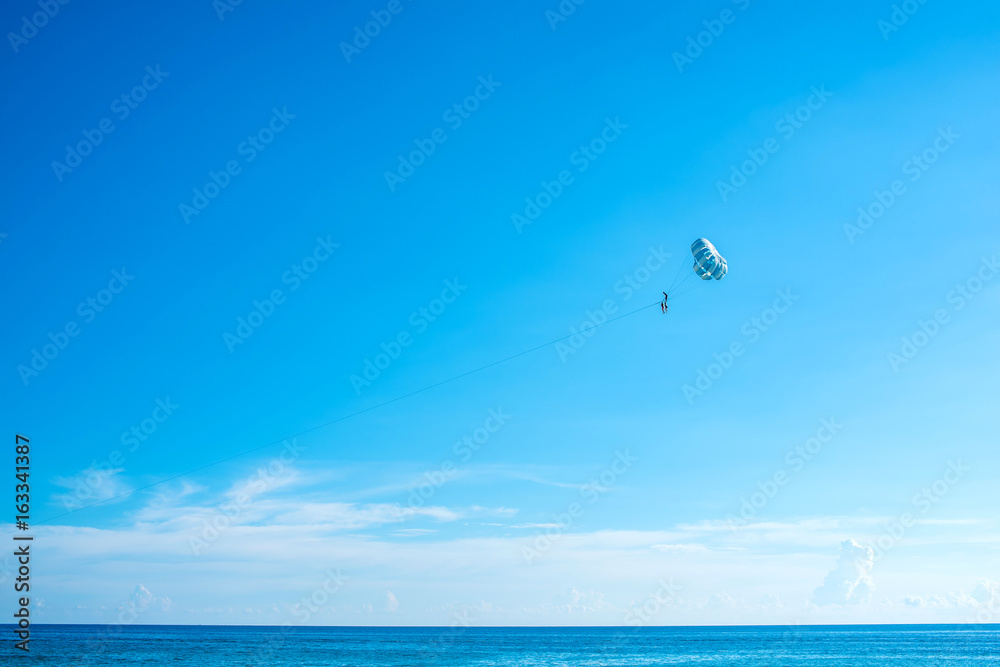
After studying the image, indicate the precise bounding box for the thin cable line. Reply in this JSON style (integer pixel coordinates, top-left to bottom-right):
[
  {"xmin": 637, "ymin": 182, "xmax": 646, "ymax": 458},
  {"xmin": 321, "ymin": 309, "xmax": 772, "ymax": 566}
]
[
  {"xmin": 666, "ymin": 257, "xmax": 690, "ymax": 293},
  {"xmin": 671, "ymin": 280, "xmax": 704, "ymax": 299},
  {"xmin": 21, "ymin": 299, "xmax": 662, "ymax": 528},
  {"xmin": 673, "ymin": 267, "xmax": 698, "ymax": 292}
]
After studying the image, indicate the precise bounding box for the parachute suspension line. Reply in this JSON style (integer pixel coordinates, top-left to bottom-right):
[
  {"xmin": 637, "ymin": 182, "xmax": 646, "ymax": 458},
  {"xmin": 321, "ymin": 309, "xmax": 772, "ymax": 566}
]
[
  {"xmin": 21, "ymin": 300, "xmax": 662, "ymax": 529},
  {"xmin": 670, "ymin": 283, "xmax": 701, "ymax": 300},
  {"xmin": 666, "ymin": 279, "xmax": 703, "ymax": 301},
  {"xmin": 665, "ymin": 256, "xmax": 690, "ymax": 293},
  {"xmin": 673, "ymin": 266, "xmax": 699, "ymax": 292}
]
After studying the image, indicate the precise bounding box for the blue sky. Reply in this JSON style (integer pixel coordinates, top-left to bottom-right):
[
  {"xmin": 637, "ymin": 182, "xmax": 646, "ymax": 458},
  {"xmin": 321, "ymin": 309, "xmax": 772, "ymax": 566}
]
[{"xmin": 2, "ymin": 0, "xmax": 999, "ymax": 626}]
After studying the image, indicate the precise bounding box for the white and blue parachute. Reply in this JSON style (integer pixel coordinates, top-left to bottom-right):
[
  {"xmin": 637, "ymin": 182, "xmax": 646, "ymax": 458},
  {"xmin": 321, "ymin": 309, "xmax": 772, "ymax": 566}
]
[{"xmin": 691, "ymin": 238, "xmax": 728, "ymax": 281}]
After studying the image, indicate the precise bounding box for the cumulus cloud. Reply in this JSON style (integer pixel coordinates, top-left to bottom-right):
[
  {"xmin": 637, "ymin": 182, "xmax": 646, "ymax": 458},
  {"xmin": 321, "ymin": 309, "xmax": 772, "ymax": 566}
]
[
  {"xmin": 942, "ymin": 580, "xmax": 1000, "ymax": 610},
  {"xmin": 904, "ymin": 595, "xmax": 949, "ymax": 609},
  {"xmin": 120, "ymin": 584, "xmax": 172, "ymax": 618},
  {"xmin": 812, "ymin": 539, "xmax": 874, "ymax": 606},
  {"xmin": 553, "ymin": 588, "xmax": 608, "ymax": 614},
  {"xmin": 947, "ymin": 590, "xmax": 978, "ymax": 607},
  {"xmin": 971, "ymin": 579, "xmax": 1000, "ymax": 605}
]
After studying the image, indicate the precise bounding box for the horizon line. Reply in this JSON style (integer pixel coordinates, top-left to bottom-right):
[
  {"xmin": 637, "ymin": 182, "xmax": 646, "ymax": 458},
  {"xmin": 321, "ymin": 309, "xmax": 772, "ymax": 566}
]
[{"xmin": 9, "ymin": 622, "xmax": 1000, "ymax": 629}]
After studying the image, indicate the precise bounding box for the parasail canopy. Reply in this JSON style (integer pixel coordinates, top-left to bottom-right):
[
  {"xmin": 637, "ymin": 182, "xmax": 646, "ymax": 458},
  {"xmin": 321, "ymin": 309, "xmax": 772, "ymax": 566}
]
[{"xmin": 691, "ymin": 238, "xmax": 728, "ymax": 281}]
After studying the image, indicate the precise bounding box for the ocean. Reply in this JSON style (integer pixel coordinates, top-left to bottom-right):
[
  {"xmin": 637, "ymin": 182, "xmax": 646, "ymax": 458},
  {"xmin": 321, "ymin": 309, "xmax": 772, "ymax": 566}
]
[{"xmin": 10, "ymin": 624, "xmax": 999, "ymax": 665}]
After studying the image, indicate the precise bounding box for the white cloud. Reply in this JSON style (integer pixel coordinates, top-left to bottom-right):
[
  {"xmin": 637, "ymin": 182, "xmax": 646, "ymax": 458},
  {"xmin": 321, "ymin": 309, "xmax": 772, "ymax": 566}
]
[
  {"xmin": 30, "ymin": 459, "xmax": 1000, "ymax": 628},
  {"xmin": 225, "ymin": 467, "xmax": 303, "ymax": 504},
  {"xmin": 269, "ymin": 501, "xmax": 461, "ymax": 529},
  {"xmin": 947, "ymin": 590, "xmax": 978, "ymax": 607},
  {"xmin": 812, "ymin": 539, "xmax": 874, "ymax": 606},
  {"xmin": 971, "ymin": 579, "xmax": 1000, "ymax": 605},
  {"xmin": 51, "ymin": 466, "xmax": 132, "ymax": 508},
  {"xmin": 760, "ymin": 593, "xmax": 784, "ymax": 609},
  {"xmin": 651, "ymin": 543, "xmax": 708, "ymax": 553},
  {"xmin": 552, "ymin": 588, "xmax": 608, "ymax": 614},
  {"xmin": 121, "ymin": 585, "xmax": 172, "ymax": 617},
  {"xmin": 31, "ymin": 518, "xmax": 996, "ymax": 626},
  {"xmin": 706, "ymin": 593, "xmax": 740, "ymax": 609},
  {"xmin": 469, "ymin": 505, "xmax": 518, "ymax": 517},
  {"xmin": 917, "ymin": 518, "xmax": 986, "ymax": 526}
]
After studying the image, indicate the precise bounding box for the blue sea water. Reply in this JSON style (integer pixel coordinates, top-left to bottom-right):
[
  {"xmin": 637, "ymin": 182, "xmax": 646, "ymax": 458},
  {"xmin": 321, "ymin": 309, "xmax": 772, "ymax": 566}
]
[{"xmin": 8, "ymin": 624, "xmax": 999, "ymax": 665}]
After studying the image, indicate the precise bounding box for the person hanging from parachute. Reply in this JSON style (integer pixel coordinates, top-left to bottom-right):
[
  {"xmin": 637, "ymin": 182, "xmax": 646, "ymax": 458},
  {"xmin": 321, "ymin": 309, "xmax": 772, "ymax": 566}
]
[{"xmin": 661, "ymin": 292, "xmax": 668, "ymax": 314}]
